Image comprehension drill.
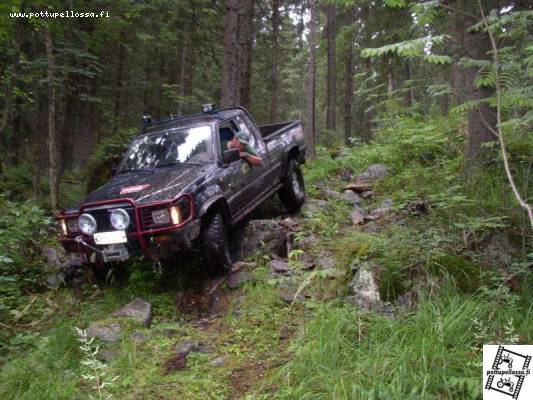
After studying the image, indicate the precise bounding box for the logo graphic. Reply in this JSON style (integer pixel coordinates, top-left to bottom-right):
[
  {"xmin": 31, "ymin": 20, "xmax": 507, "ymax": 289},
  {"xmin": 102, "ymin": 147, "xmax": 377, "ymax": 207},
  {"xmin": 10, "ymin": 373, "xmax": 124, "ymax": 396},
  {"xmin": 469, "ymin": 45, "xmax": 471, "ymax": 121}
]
[
  {"xmin": 484, "ymin": 345, "xmax": 532, "ymax": 399},
  {"xmin": 119, "ymin": 184, "xmax": 150, "ymax": 195}
]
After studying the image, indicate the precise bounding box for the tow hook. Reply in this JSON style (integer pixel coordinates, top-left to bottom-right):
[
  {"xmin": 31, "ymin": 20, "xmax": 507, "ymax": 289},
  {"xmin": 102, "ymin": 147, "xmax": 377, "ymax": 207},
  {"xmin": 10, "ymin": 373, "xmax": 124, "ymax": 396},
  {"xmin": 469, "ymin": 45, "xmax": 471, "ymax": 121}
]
[{"xmin": 152, "ymin": 260, "xmax": 163, "ymax": 275}]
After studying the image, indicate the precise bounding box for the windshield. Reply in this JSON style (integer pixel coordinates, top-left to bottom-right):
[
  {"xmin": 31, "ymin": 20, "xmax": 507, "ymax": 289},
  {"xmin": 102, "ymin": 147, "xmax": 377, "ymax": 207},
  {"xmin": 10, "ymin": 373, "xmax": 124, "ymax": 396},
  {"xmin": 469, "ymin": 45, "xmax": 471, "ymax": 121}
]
[{"xmin": 118, "ymin": 125, "xmax": 213, "ymax": 172}]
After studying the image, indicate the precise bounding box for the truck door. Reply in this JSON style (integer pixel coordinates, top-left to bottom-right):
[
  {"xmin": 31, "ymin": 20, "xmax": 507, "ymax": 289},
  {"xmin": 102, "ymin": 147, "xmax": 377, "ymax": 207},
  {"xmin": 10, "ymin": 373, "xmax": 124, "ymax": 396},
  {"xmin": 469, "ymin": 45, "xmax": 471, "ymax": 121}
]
[
  {"xmin": 234, "ymin": 114, "xmax": 271, "ymax": 207},
  {"xmin": 218, "ymin": 120, "xmax": 247, "ymax": 216}
]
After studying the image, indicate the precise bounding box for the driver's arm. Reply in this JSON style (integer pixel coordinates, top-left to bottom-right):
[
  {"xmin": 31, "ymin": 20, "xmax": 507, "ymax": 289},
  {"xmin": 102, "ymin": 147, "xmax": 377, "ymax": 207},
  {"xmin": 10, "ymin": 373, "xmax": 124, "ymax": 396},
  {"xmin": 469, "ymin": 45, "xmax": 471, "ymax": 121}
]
[{"xmin": 240, "ymin": 152, "xmax": 263, "ymax": 166}]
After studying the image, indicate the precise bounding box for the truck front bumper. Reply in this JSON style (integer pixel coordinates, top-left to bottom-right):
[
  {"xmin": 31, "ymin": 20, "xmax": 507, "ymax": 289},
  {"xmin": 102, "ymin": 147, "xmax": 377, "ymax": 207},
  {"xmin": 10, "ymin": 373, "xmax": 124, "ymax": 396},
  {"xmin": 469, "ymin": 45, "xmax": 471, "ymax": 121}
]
[{"xmin": 60, "ymin": 219, "xmax": 201, "ymax": 263}]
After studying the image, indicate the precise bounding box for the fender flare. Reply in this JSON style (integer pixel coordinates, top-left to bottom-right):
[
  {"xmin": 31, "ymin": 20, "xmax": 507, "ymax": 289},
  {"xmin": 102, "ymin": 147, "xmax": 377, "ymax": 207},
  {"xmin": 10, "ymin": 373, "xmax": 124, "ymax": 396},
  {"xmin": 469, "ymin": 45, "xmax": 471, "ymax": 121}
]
[
  {"xmin": 198, "ymin": 195, "xmax": 231, "ymax": 222},
  {"xmin": 281, "ymin": 146, "xmax": 304, "ymax": 178}
]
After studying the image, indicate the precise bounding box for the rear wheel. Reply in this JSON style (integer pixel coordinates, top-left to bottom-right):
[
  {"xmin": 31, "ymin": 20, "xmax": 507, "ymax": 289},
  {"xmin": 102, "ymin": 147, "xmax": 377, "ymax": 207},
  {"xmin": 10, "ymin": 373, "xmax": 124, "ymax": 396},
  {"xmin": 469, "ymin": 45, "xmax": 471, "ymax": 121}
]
[
  {"xmin": 201, "ymin": 210, "xmax": 231, "ymax": 275},
  {"xmin": 279, "ymin": 158, "xmax": 305, "ymax": 211}
]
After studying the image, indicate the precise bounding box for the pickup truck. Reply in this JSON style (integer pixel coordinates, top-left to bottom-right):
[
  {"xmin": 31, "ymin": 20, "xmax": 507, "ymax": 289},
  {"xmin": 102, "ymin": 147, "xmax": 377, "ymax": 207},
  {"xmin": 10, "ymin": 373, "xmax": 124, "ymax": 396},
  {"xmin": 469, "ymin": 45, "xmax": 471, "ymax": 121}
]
[{"xmin": 56, "ymin": 106, "xmax": 306, "ymax": 276}]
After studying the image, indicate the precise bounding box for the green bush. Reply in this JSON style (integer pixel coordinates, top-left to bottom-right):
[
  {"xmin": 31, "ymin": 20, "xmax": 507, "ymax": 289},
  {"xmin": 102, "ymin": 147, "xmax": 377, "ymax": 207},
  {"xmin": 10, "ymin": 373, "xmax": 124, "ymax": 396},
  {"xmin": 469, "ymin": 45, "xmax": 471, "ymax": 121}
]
[{"xmin": 0, "ymin": 196, "xmax": 51, "ymax": 321}]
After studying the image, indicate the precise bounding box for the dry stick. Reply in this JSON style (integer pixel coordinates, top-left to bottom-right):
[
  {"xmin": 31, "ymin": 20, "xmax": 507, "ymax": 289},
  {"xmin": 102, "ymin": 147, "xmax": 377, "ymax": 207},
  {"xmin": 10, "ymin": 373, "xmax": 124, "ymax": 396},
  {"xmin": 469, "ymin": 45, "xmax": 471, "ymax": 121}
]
[{"xmin": 477, "ymin": 0, "xmax": 533, "ymax": 230}]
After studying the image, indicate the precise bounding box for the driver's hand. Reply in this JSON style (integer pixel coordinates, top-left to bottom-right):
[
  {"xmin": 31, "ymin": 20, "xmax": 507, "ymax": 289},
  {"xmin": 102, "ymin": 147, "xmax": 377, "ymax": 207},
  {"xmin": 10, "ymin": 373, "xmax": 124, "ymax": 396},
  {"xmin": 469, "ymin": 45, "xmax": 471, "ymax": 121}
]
[{"xmin": 239, "ymin": 152, "xmax": 249, "ymax": 158}]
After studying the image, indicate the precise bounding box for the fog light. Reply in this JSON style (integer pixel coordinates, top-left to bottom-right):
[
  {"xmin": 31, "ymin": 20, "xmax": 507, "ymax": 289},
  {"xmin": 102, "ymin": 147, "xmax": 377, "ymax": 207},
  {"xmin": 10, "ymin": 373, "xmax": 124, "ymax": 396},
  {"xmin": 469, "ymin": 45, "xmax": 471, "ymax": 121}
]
[
  {"xmin": 110, "ymin": 208, "xmax": 131, "ymax": 230},
  {"xmin": 78, "ymin": 213, "xmax": 97, "ymax": 235}
]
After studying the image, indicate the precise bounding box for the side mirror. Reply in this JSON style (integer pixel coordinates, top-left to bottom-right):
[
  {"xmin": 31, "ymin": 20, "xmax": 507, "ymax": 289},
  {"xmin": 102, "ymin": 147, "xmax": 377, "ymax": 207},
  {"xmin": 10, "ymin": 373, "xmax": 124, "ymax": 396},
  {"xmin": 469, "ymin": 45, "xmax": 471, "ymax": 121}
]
[{"xmin": 222, "ymin": 148, "xmax": 240, "ymax": 164}]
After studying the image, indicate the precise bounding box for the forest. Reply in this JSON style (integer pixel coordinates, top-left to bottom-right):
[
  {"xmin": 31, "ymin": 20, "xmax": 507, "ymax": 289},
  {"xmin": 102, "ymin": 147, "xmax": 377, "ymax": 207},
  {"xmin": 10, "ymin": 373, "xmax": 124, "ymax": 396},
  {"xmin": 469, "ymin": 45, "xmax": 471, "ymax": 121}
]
[{"xmin": 0, "ymin": 0, "xmax": 532, "ymax": 399}]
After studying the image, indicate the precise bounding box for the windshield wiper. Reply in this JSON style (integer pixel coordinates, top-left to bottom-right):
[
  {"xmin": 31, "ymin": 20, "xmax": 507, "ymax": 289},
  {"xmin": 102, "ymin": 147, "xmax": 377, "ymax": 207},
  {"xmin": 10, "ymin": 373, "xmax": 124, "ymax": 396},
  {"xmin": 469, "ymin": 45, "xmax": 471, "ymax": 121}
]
[
  {"xmin": 118, "ymin": 168, "xmax": 153, "ymax": 174},
  {"xmin": 154, "ymin": 161, "xmax": 207, "ymax": 169}
]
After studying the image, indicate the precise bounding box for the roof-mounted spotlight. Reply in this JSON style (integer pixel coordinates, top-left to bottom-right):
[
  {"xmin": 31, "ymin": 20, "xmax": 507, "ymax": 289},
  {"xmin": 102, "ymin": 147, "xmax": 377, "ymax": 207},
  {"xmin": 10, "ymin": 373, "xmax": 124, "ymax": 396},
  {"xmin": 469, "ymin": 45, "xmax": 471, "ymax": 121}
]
[
  {"xmin": 202, "ymin": 103, "xmax": 215, "ymax": 114},
  {"xmin": 142, "ymin": 114, "xmax": 152, "ymax": 127}
]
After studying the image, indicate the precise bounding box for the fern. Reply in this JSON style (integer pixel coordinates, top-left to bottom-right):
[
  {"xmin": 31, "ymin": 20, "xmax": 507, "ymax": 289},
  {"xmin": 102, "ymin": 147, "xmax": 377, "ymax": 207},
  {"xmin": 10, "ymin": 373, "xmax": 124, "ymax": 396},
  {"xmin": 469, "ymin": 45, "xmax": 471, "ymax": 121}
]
[{"xmin": 362, "ymin": 35, "xmax": 451, "ymax": 64}]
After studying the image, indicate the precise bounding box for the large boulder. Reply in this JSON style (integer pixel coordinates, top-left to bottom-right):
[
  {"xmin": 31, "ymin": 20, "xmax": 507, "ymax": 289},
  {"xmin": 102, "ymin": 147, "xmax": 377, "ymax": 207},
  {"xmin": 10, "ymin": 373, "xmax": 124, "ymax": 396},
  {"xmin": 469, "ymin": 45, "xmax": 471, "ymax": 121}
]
[
  {"xmin": 236, "ymin": 220, "xmax": 292, "ymax": 258},
  {"xmin": 346, "ymin": 262, "xmax": 384, "ymax": 312},
  {"xmin": 355, "ymin": 164, "xmax": 388, "ymax": 183},
  {"xmin": 111, "ymin": 297, "xmax": 152, "ymax": 327},
  {"xmin": 86, "ymin": 321, "xmax": 122, "ymax": 342}
]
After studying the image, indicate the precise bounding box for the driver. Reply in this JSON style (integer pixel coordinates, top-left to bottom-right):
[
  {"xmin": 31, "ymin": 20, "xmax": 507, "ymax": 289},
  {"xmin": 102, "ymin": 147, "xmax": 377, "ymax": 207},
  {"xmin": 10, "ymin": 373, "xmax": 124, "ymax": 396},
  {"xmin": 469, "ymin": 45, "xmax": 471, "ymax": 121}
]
[{"xmin": 227, "ymin": 131, "xmax": 263, "ymax": 166}]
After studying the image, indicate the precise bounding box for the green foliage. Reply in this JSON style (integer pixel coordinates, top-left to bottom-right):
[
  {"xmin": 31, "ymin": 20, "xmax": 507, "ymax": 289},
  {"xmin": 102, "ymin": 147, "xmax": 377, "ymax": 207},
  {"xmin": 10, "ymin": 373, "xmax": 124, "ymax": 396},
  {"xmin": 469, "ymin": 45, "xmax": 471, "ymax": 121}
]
[
  {"xmin": 275, "ymin": 288, "xmax": 515, "ymax": 399},
  {"xmin": 0, "ymin": 197, "xmax": 51, "ymax": 319},
  {"xmin": 85, "ymin": 127, "xmax": 137, "ymax": 193},
  {"xmin": 362, "ymin": 35, "xmax": 452, "ymax": 64}
]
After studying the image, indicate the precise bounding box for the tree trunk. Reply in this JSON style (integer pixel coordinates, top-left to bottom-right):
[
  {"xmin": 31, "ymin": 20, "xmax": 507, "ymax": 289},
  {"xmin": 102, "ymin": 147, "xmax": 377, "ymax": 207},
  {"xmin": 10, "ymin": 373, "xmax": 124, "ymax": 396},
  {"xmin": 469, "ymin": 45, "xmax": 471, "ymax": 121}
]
[
  {"xmin": 237, "ymin": 0, "xmax": 255, "ymax": 109},
  {"xmin": 44, "ymin": 27, "xmax": 59, "ymax": 210},
  {"xmin": 220, "ymin": 0, "xmax": 254, "ymax": 109},
  {"xmin": 270, "ymin": 0, "xmax": 280, "ymax": 121},
  {"xmin": 307, "ymin": 0, "xmax": 317, "ymax": 158},
  {"xmin": 457, "ymin": 0, "xmax": 497, "ymax": 174},
  {"xmin": 344, "ymin": 39, "xmax": 354, "ymax": 145},
  {"xmin": 326, "ymin": 4, "xmax": 337, "ymax": 138},
  {"xmin": 220, "ymin": 0, "xmax": 239, "ymax": 108}
]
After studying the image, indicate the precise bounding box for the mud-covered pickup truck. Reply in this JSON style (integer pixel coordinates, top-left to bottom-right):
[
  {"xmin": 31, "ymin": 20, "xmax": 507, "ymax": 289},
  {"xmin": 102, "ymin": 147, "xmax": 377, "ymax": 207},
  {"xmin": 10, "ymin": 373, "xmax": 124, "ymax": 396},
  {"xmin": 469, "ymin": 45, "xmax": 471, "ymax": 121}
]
[{"xmin": 57, "ymin": 106, "xmax": 306, "ymax": 275}]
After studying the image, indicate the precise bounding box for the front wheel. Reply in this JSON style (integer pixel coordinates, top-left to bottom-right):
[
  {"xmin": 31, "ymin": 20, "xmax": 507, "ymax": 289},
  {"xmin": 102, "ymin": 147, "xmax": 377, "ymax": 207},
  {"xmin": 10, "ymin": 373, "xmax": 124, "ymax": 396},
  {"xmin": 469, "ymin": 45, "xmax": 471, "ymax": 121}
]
[
  {"xmin": 279, "ymin": 159, "xmax": 305, "ymax": 211},
  {"xmin": 201, "ymin": 210, "xmax": 231, "ymax": 275}
]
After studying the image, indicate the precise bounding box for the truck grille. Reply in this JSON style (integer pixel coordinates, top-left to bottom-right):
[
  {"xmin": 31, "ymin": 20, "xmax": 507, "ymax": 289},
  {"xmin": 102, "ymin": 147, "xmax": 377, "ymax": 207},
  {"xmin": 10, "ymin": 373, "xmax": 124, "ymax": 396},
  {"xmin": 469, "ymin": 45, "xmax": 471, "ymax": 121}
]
[{"xmin": 83, "ymin": 203, "xmax": 137, "ymax": 233}]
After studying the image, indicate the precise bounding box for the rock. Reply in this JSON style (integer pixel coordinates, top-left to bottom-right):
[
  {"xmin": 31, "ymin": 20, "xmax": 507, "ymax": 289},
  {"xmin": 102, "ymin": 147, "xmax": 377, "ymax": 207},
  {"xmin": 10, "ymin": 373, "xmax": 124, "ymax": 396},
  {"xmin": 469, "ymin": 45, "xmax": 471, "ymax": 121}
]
[
  {"xmin": 338, "ymin": 168, "xmax": 354, "ymax": 182},
  {"xmin": 343, "ymin": 183, "xmax": 373, "ymax": 194},
  {"xmin": 238, "ymin": 220, "xmax": 291, "ymax": 258},
  {"xmin": 316, "ymin": 251, "xmax": 335, "ymax": 270},
  {"xmin": 97, "ymin": 349, "xmax": 118, "ymax": 362},
  {"xmin": 340, "ymin": 191, "xmax": 362, "ymax": 206},
  {"xmin": 350, "ymin": 210, "xmax": 365, "ymax": 225},
  {"xmin": 86, "ymin": 321, "xmax": 122, "ymax": 342},
  {"xmin": 227, "ymin": 271, "xmax": 253, "ymax": 289},
  {"xmin": 211, "ymin": 356, "xmax": 226, "ymax": 367},
  {"xmin": 366, "ymin": 206, "xmax": 393, "ymax": 220},
  {"xmin": 131, "ymin": 332, "xmax": 149, "ymax": 343},
  {"xmin": 322, "ymin": 188, "xmax": 341, "ymax": 199},
  {"xmin": 380, "ymin": 198, "xmax": 393, "ymax": 209},
  {"xmin": 268, "ymin": 259, "xmax": 290, "ymax": 274},
  {"xmin": 230, "ymin": 261, "xmax": 258, "ymax": 273},
  {"xmin": 111, "ymin": 297, "xmax": 152, "ymax": 327},
  {"xmin": 279, "ymin": 217, "xmax": 299, "ymax": 230},
  {"xmin": 302, "ymin": 198, "xmax": 327, "ymax": 215},
  {"xmin": 402, "ymin": 199, "xmax": 429, "ymax": 215},
  {"xmin": 60, "ymin": 255, "xmax": 83, "ymax": 278},
  {"xmin": 280, "ymin": 292, "xmax": 306, "ymax": 304},
  {"xmin": 41, "ymin": 247, "xmax": 61, "ymax": 267},
  {"xmin": 301, "ymin": 254, "xmax": 316, "ymax": 270},
  {"xmin": 45, "ymin": 272, "xmax": 66, "ymax": 289},
  {"xmin": 164, "ymin": 353, "xmax": 188, "ymax": 373},
  {"xmin": 175, "ymin": 340, "xmax": 196, "ymax": 356},
  {"xmin": 347, "ymin": 262, "xmax": 384, "ymax": 312},
  {"xmin": 355, "ymin": 164, "xmax": 388, "ymax": 183},
  {"xmin": 298, "ymin": 235, "xmax": 318, "ymax": 249},
  {"xmin": 361, "ymin": 190, "xmax": 374, "ymax": 199}
]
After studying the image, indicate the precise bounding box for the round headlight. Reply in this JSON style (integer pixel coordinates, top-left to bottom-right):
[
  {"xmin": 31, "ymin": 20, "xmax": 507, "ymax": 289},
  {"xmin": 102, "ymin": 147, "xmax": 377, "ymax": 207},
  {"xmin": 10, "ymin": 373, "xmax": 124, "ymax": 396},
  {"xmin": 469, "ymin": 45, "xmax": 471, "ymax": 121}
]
[
  {"xmin": 110, "ymin": 208, "xmax": 130, "ymax": 230},
  {"xmin": 78, "ymin": 213, "xmax": 97, "ymax": 235}
]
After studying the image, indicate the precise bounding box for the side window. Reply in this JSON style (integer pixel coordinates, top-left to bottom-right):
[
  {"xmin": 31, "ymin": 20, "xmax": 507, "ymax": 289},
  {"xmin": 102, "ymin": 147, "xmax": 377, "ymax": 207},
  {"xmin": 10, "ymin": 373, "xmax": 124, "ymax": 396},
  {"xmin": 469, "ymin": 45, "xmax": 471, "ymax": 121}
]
[
  {"xmin": 235, "ymin": 115, "xmax": 261, "ymax": 153},
  {"xmin": 218, "ymin": 120, "xmax": 239, "ymax": 157}
]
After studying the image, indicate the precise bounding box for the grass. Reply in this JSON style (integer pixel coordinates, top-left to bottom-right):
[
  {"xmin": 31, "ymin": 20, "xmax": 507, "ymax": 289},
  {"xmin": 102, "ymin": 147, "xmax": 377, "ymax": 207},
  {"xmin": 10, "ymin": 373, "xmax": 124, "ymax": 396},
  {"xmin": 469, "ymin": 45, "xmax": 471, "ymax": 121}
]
[{"xmin": 273, "ymin": 285, "xmax": 531, "ymax": 400}]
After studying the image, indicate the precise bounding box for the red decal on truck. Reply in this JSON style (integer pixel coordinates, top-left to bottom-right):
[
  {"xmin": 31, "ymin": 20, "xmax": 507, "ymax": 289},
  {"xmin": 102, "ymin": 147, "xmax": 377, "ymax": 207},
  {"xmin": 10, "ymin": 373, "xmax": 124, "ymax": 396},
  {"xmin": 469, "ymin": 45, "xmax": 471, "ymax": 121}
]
[{"xmin": 120, "ymin": 184, "xmax": 150, "ymax": 195}]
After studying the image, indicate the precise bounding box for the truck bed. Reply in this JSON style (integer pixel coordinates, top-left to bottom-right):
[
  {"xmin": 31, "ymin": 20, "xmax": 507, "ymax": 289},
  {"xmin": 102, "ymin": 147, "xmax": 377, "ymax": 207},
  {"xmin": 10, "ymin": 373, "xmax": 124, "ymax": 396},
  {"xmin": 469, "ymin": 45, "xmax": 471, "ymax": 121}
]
[{"xmin": 258, "ymin": 121, "xmax": 299, "ymax": 142}]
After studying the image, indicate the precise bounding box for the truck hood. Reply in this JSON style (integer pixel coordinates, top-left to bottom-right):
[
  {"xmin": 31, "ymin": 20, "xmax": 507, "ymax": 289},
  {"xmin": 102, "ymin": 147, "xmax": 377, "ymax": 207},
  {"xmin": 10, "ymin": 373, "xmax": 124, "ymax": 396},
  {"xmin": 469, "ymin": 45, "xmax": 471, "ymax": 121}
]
[{"xmin": 83, "ymin": 165, "xmax": 210, "ymax": 206}]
